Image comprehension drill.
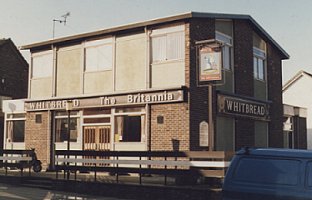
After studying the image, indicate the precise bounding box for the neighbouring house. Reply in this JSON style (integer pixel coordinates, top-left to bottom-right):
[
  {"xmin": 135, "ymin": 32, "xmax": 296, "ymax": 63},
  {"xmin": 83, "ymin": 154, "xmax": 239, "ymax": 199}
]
[
  {"xmin": 0, "ymin": 38, "xmax": 28, "ymax": 150},
  {"xmin": 283, "ymin": 70, "xmax": 312, "ymax": 149},
  {"xmin": 2, "ymin": 12, "xmax": 289, "ymax": 169},
  {"xmin": 283, "ymin": 104, "xmax": 307, "ymax": 149}
]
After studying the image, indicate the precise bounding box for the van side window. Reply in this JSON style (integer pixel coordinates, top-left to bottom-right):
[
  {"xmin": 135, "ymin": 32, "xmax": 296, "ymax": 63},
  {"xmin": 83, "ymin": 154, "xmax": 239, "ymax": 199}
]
[{"xmin": 233, "ymin": 157, "xmax": 300, "ymax": 186}]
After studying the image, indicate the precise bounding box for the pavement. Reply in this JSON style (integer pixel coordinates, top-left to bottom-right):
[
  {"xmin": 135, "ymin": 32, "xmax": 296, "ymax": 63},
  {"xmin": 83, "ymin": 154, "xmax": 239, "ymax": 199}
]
[
  {"xmin": 0, "ymin": 168, "xmax": 222, "ymax": 200},
  {"xmin": 0, "ymin": 182, "xmax": 133, "ymax": 200}
]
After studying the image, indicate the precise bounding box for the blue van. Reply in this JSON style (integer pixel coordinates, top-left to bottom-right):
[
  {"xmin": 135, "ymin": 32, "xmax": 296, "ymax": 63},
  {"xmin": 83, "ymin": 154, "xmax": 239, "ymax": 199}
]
[{"xmin": 223, "ymin": 148, "xmax": 312, "ymax": 200}]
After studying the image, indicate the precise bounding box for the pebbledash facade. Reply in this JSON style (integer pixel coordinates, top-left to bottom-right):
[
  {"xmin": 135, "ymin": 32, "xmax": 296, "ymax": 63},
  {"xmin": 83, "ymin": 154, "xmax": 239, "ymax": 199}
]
[{"xmin": 2, "ymin": 12, "xmax": 289, "ymax": 169}]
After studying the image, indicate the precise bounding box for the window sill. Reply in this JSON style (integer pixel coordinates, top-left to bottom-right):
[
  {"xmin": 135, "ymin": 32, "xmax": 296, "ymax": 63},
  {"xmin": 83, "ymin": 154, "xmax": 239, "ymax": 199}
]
[
  {"xmin": 84, "ymin": 69, "xmax": 112, "ymax": 73},
  {"xmin": 31, "ymin": 76, "xmax": 52, "ymax": 80},
  {"xmin": 254, "ymin": 78, "xmax": 266, "ymax": 83},
  {"xmin": 152, "ymin": 59, "xmax": 184, "ymax": 66},
  {"xmin": 114, "ymin": 141, "xmax": 144, "ymax": 144}
]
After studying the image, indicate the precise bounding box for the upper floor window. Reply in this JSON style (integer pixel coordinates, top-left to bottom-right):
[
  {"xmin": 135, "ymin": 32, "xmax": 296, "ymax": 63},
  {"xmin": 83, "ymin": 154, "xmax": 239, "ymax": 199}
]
[
  {"xmin": 151, "ymin": 25, "xmax": 185, "ymax": 63},
  {"xmin": 253, "ymin": 33, "xmax": 266, "ymax": 81},
  {"xmin": 253, "ymin": 47, "xmax": 266, "ymax": 80},
  {"xmin": 85, "ymin": 38, "xmax": 113, "ymax": 72},
  {"xmin": 216, "ymin": 20, "xmax": 233, "ymax": 71},
  {"xmin": 216, "ymin": 31, "xmax": 232, "ymax": 70},
  {"xmin": 32, "ymin": 50, "xmax": 53, "ymax": 78}
]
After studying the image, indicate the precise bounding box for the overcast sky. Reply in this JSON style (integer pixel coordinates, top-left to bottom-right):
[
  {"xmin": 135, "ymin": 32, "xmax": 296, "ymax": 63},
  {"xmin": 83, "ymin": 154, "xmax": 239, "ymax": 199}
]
[{"xmin": 0, "ymin": 0, "xmax": 311, "ymax": 83}]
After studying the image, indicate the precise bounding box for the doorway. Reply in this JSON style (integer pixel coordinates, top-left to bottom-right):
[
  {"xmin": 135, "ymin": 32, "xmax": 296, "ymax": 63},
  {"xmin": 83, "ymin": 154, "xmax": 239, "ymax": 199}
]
[
  {"xmin": 83, "ymin": 126, "xmax": 111, "ymax": 151},
  {"xmin": 83, "ymin": 126, "xmax": 111, "ymax": 166}
]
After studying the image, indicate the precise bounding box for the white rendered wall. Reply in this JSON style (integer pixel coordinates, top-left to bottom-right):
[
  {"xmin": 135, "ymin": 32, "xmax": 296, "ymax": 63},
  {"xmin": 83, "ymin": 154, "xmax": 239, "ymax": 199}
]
[{"xmin": 283, "ymin": 74, "xmax": 312, "ymax": 148}]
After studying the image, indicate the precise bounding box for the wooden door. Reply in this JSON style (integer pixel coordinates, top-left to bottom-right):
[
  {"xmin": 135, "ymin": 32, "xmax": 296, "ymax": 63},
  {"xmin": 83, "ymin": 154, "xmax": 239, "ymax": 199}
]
[{"xmin": 83, "ymin": 126, "xmax": 110, "ymax": 166}]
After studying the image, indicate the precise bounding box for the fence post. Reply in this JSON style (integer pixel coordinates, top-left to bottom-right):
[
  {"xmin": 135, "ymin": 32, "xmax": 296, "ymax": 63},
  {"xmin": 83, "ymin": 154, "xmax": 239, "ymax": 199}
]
[
  {"xmin": 74, "ymin": 155, "xmax": 77, "ymax": 181},
  {"xmin": 116, "ymin": 155, "xmax": 119, "ymax": 183},
  {"xmin": 164, "ymin": 156, "xmax": 167, "ymax": 185},
  {"xmin": 94, "ymin": 160, "xmax": 97, "ymax": 182},
  {"xmin": 63, "ymin": 154, "xmax": 66, "ymax": 180},
  {"xmin": 139, "ymin": 156, "xmax": 142, "ymax": 185}
]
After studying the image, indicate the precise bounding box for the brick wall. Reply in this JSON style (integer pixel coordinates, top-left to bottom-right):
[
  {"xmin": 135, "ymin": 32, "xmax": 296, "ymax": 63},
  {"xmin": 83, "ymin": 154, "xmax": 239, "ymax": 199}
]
[
  {"xmin": 25, "ymin": 112, "xmax": 51, "ymax": 169},
  {"xmin": 292, "ymin": 116, "xmax": 307, "ymax": 149},
  {"xmin": 297, "ymin": 117, "xmax": 307, "ymax": 149},
  {"xmin": 188, "ymin": 18, "xmax": 215, "ymax": 150},
  {"xmin": 235, "ymin": 119, "xmax": 255, "ymax": 149},
  {"xmin": 233, "ymin": 20, "xmax": 254, "ymax": 96},
  {"xmin": 151, "ymin": 103, "xmax": 189, "ymax": 151},
  {"xmin": 267, "ymin": 44, "xmax": 284, "ymax": 147},
  {"xmin": 233, "ymin": 19, "xmax": 255, "ymax": 149},
  {"xmin": 0, "ymin": 40, "xmax": 28, "ymax": 151},
  {"xmin": 0, "ymin": 40, "xmax": 28, "ymax": 98},
  {"xmin": 0, "ymin": 116, "xmax": 3, "ymax": 151}
]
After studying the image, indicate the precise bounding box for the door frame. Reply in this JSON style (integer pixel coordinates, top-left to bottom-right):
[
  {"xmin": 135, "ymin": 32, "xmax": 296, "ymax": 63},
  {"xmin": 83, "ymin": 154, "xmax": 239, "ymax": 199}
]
[{"xmin": 83, "ymin": 125, "xmax": 112, "ymax": 151}]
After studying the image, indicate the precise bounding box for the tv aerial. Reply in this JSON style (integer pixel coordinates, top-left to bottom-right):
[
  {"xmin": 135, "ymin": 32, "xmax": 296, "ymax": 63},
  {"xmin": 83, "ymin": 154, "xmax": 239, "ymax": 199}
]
[{"xmin": 52, "ymin": 12, "xmax": 70, "ymax": 39}]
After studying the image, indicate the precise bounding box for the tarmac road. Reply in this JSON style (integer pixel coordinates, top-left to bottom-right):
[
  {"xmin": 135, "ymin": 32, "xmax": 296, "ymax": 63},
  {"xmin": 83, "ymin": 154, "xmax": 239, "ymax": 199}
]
[{"xmin": 0, "ymin": 183, "xmax": 131, "ymax": 200}]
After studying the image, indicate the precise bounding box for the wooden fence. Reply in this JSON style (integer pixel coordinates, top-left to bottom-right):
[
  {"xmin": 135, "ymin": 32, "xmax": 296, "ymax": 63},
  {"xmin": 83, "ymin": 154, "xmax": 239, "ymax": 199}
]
[
  {"xmin": 0, "ymin": 149, "xmax": 38, "ymax": 176},
  {"xmin": 54, "ymin": 150, "xmax": 234, "ymax": 184}
]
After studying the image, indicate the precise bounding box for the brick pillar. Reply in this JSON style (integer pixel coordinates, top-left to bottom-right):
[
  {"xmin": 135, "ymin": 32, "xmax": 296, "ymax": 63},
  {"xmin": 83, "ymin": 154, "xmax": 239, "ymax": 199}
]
[
  {"xmin": 233, "ymin": 19, "xmax": 254, "ymax": 149},
  {"xmin": 294, "ymin": 116, "xmax": 307, "ymax": 149},
  {"xmin": 188, "ymin": 18, "xmax": 215, "ymax": 150},
  {"xmin": 151, "ymin": 103, "xmax": 189, "ymax": 151},
  {"xmin": 25, "ymin": 111, "xmax": 51, "ymax": 169},
  {"xmin": 0, "ymin": 116, "xmax": 3, "ymax": 151},
  {"xmin": 267, "ymin": 44, "xmax": 284, "ymax": 147}
]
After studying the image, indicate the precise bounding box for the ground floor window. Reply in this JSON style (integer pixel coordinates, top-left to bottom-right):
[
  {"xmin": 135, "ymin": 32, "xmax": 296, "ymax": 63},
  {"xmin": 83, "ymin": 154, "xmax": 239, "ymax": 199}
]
[
  {"xmin": 254, "ymin": 121, "xmax": 268, "ymax": 147},
  {"xmin": 6, "ymin": 114, "xmax": 25, "ymax": 143},
  {"xmin": 55, "ymin": 111, "xmax": 80, "ymax": 142},
  {"xmin": 283, "ymin": 116, "xmax": 293, "ymax": 148},
  {"xmin": 216, "ymin": 116, "xmax": 234, "ymax": 151},
  {"xmin": 114, "ymin": 107, "xmax": 145, "ymax": 143}
]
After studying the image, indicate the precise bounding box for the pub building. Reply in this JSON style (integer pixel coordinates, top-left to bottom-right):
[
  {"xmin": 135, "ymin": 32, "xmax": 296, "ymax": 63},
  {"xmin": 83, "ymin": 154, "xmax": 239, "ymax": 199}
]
[{"xmin": 2, "ymin": 12, "xmax": 289, "ymax": 169}]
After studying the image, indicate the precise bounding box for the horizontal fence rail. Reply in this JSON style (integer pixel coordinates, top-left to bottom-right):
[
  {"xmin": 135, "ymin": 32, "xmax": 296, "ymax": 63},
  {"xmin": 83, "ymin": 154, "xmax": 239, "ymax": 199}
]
[
  {"xmin": 0, "ymin": 149, "xmax": 40, "ymax": 176},
  {"xmin": 54, "ymin": 150, "xmax": 234, "ymax": 184}
]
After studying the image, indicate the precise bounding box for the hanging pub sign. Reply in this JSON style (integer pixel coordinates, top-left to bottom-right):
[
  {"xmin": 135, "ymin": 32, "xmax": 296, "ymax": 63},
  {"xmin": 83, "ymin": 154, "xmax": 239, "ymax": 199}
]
[{"xmin": 198, "ymin": 43, "xmax": 223, "ymax": 84}]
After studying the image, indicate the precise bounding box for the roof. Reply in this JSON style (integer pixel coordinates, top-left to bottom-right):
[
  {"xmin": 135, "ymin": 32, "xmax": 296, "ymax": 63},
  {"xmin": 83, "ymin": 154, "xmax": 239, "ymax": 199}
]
[
  {"xmin": 20, "ymin": 12, "xmax": 289, "ymax": 59},
  {"xmin": 0, "ymin": 38, "xmax": 28, "ymax": 67},
  {"xmin": 237, "ymin": 147, "xmax": 312, "ymax": 159},
  {"xmin": 282, "ymin": 70, "xmax": 312, "ymax": 91},
  {"xmin": 0, "ymin": 38, "xmax": 9, "ymax": 46}
]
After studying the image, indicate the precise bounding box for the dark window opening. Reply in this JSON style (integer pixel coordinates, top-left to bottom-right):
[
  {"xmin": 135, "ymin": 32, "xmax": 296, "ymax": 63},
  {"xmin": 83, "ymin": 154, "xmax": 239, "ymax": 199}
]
[
  {"xmin": 55, "ymin": 118, "xmax": 78, "ymax": 142},
  {"xmin": 12, "ymin": 121, "xmax": 25, "ymax": 142},
  {"xmin": 115, "ymin": 116, "xmax": 141, "ymax": 142},
  {"xmin": 35, "ymin": 114, "xmax": 42, "ymax": 123},
  {"xmin": 123, "ymin": 116, "xmax": 141, "ymax": 142}
]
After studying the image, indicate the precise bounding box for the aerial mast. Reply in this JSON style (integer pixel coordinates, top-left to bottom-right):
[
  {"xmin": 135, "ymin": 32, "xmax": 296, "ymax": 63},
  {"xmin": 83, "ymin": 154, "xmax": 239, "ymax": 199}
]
[{"xmin": 52, "ymin": 12, "xmax": 70, "ymax": 39}]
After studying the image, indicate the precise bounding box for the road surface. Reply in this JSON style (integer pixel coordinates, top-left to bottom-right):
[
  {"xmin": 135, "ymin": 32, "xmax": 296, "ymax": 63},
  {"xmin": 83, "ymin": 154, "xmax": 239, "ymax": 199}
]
[{"xmin": 0, "ymin": 183, "xmax": 131, "ymax": 200}]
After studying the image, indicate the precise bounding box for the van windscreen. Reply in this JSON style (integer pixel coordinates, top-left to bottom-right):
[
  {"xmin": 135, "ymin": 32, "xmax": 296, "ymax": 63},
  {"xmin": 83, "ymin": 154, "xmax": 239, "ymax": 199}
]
[{"xmin": 232, "ymin": 157, "xmax": 300, "ymax": 186}]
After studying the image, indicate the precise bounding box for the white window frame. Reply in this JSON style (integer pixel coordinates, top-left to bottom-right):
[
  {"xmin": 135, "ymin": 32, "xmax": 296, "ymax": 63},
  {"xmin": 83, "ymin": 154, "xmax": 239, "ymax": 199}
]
[
  {"xmin": 113, "ymin": 107, "xmax": 146, "ymax": 143},
  {"xmin": 151, "ymin": 25, "xmax": 185, "ymax": 63},
  {"xmin": 216, "ymin": 31, "xmax": 233, "ymax": 71},
  {"xmin": 84, "ymin": 38, "xmax": 113, "ymax": 72},
  {"xmin": 0, "ymin": 96, "xmax": 12, "ymax": 111},
  {"xmin": 54, "ymin": 111, "xmax": 81, "ymax": 143},
  {"xmin": 253, "ymin": 47, "xmax": 266, "ymax": 81},
  {"xmin": 6, "ymin": 113, "xmax": 26, "ymax": 143},
  {"xmin": 31, "ymin": 50, "xmax": 53, "ymax": 78}
]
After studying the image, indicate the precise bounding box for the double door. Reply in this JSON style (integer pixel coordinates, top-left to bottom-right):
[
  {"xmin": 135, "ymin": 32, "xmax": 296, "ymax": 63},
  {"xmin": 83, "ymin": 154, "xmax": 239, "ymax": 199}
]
[
  {"xmin": 83, "ymin": 126, "xmax": 111, "ymax": 166},
  {"xmin": 83, "ymin": 126, "xmax": 111, "ymax": 151}
]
